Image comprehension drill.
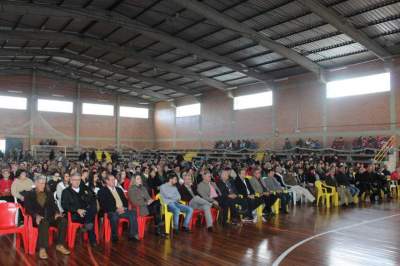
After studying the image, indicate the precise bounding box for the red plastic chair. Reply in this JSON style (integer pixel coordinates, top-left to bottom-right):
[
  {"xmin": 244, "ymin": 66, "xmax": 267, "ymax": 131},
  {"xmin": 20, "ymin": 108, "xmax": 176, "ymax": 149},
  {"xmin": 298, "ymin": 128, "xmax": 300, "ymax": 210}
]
[
  {"xmin": 26, "ymin": 215, "xmax": 58, "ymax": 255},
  {"xmin": 103, "ymin": 213, "xmax": 129, "ymax": 243},
  {"xmin": 67, "ymin": 212, "xmax": 99, "ymax": 249},
  {"xmin": 190, "ymin": 209, "xmax": 204, "ymax": 230},
  {"xmin": 179, "ymin": 199, "xmax": 218, "ymax": 230},
  {"xmin": 0, "ymin": 202, "xmax": 27, "ymax": 253},
  {"xmin": 132, "ymin": 204, "xmax": 153, "ymax": 240},
  {"xmin": 192, "ymin": 207, "xmax": 219, "ymax": 229}
]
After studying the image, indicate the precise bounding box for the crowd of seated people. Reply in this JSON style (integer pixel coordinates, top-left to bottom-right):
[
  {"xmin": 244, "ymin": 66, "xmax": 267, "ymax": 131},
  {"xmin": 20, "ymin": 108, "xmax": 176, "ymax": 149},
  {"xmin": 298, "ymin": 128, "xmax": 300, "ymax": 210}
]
[
  {"xmin": 283, "ymin": 135, "xmax": 391, "ymax": 151},
  {"xmin": 214, "ymin": 139, "xmax": 258, "ymax": 150},
  {"xmin": 352, "ymin": 136, "xmax": 390, "ymax": 149},
  {"xmin": 331, "ymin": 137, "xmax": 345, "ymax": 150},
  {"xmin": 283, "ymin": 138, "xmax": 322, "ymax": 150},
  {"xmin": 0, "ymin": 150, "xmax": 397, "ymax": 259}
]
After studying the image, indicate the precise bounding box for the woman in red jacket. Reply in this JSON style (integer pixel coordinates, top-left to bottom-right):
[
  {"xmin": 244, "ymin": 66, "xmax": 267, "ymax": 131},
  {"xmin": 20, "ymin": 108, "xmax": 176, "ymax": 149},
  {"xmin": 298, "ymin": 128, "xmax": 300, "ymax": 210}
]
[{"xmin": 0, "ymin": 168, "xmax": 14, "ymax": 202}]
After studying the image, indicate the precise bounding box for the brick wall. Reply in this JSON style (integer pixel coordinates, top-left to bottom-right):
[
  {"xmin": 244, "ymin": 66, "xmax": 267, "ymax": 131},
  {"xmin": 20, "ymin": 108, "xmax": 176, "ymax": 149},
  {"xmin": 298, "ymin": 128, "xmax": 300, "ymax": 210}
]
[
  {"xmin": 0, "ymin": 71, "xmax": 155, "ymax": 150},
  {"xmin": 154, "ymin": 59, "xmax": 400, "ymax": 150},
  {"xmin": 0, "ymin": 59, "xmax": 398, "ymax": 151}
]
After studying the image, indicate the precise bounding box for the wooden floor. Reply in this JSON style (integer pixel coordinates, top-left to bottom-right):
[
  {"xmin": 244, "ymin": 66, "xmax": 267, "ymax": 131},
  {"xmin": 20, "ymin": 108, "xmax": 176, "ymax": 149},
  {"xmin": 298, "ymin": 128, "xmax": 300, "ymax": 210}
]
[{"xmin": 2, "ymin": 201, "xmax": 400, "ymax": 266}]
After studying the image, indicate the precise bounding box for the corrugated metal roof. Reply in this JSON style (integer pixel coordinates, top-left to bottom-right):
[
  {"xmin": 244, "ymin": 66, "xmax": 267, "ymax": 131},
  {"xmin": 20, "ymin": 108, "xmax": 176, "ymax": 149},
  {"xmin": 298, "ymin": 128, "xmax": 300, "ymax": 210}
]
[{"xmin": 0, "ymin": 0, "xmax": 397, "ymax": 101}]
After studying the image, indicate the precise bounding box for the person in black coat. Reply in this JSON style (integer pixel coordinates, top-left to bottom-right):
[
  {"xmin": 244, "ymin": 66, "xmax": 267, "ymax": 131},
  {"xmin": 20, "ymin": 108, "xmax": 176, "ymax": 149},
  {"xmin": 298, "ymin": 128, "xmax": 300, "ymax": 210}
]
[
  {"xmin": 98, "ymin": 174, "xmax": 138, "ymax": 242},
  {"xmin": 24, "ymin": 175, "xmax": 70, "ymax": 260},
  {"xmin": 61, "ymin": 173, "xmax": 98, "ymax": 245},
  {"xmin": 234, "ymin": 169, "xmax": 263, "ymax": 221},
  {"xmin": 147, "ymin": 168, "xmax": 162, "ymax": 197},
  {"xmin": 215, "ymin": 169, "xmax": 244, "ymax": 226}
]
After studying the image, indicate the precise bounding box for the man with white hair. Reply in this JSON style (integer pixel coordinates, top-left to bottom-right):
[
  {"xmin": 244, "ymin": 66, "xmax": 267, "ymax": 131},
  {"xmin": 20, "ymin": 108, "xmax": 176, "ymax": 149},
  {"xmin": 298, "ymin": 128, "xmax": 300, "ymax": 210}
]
[
  {"xmin": 24, "ymin": 175, "xmax": 70, "ymax": 259},
  {"xmin": 61, "ymin": 172, "xmax": 98, "ymax": 246}
]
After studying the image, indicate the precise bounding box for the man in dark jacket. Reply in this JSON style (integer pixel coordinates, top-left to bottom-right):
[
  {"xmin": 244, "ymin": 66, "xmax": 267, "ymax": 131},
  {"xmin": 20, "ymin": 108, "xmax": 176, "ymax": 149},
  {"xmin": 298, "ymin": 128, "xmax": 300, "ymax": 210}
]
[
  {"xmin": 335, "ymin": 164, "xmax": 353, "ymax": 206},
  {"xmin": 234, "ymin": 169, "xmax": 263, "ymax": 222},
  {"xmin": 215, "ymin": 168, "xmax": 242, "ymax": 226},
  {"xmin": 61, "ymin": 173, "xmax": 98, "ymax": 245},
  {"xmin": 24, "ymin": 175, "xmax": 70, "ymax": 260},
  {"xmin": 98, "ymin": 174, "xmax": 138, "ymax": 242},
  {"xmin": 249, "ymin": 168, "xmax": 278, "ymax": 219}
]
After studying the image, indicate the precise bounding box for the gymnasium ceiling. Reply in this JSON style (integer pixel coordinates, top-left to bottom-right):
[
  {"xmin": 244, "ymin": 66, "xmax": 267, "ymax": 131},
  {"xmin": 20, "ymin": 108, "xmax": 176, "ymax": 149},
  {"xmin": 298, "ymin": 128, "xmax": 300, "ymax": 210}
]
[{"xmin": 0, "ymin": 0, "xmax": 399, "ymax": 104}]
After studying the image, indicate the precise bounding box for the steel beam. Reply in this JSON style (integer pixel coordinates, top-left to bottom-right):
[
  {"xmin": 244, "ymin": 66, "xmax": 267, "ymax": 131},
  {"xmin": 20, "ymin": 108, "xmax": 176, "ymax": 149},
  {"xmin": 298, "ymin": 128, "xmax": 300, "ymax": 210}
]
[
  {"xmin": 0, "ymin": 1, "xmax": 276, "ymax": 87},
  {"xmin": 303, "ymin": 0, "xmax": 391, "ymax": 60},
  {"xmin": 171, "ymin": 0, "xmax": 324, "ymax": 77}
]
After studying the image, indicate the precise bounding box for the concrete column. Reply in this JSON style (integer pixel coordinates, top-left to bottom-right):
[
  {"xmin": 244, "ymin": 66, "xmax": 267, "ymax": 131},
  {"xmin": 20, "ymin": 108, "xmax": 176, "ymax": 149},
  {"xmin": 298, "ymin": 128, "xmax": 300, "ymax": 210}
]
[
  {"xmin": 390, "ymin": 74, "xmax": 396, "ymax": 131},
  {"xmin": 230, "ymin": 98, "xmax": 235, "ymax": 140},
  {"xmin": 115, "ymin": 95, "xmax": 121, "ymax": 150},
  {"xmin": 75, "ymin": 83, "xmax": 81, "ymax": 148},
  {"xmin": 198, "ymin": 99, "xmax": 203, "ymax": 149},
  {"xmin": 29, "ymin": 69, "xmax": 37, "ymax": 148},
  {"xmin": 150, "ymin": 106, "xmax": 157, "ymax": 149},
  {"xmin": 389, "ymin": 70, "xmax": 398, "ymax": 166},
  {"xmin": 322, "ymin": 84, "xmax": 328, "ymax": 147},
  {"xmin": 173, "ymin": 103, "xmax": 177, "ymax": 149},
  {"xmin": 271, "ymin": 88, "xmax": 277, "ymax": 149}
]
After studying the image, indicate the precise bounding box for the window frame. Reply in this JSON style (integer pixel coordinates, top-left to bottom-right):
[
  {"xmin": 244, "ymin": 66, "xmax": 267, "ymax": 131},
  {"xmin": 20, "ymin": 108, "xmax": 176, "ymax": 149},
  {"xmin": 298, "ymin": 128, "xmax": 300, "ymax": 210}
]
[
  {"xmin": 326, "ymin": 72, "xmax": 391, "ymax": 99},
  {"xmin": 233, "ymin": 91, "xmax": 273, "ymax": 110},
  {"xmin": 176, "ymin": 103, "xmax": 201, "ymax": 118},
  {"xmin": 37, "ymin": 98, "xmax": 74, "ymax": 114},
  {"xmin": 119, "ymin": 106, "xmax": 149, "ymax": 119},
  {"xmin": 81, "ymin": 102, "xmax": 114, "ymax": 116},
  {"xmin": 0, "ymin": 95, "xmax": 27, "ymax": 110}
]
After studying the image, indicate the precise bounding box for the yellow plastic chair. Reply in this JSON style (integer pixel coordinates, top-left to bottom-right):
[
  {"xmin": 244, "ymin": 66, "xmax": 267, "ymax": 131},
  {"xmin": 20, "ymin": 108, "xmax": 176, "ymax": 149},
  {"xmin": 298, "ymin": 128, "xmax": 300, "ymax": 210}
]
[
  {"xmin": 361, "ymin": 192, "xmax": 366, "ymax": 201},
  {"xmin": 156, "ymin": 194, "xmax": 173, "ymax": 234},
  {"xmin": 353, "ymin": 194, "xmax": 359, "ymax": 204},
  {"xmin": 271, "ymin": 190, "xmax": 289, "ymax": 214},
  {"xmin": 156, "ymin": 194, "xmax": 186, "ymax": 235},
  {"xmin": 254, "ymin": 193, "xmax": 265, "ymax": 220},
  {"xmin": 272, "ymin": 198, "xmax": 280, "ymax": 214},
  {"xmin": 315, "ymin": 180, "xmax": 336, "ymax": 208},
  {"xmin": 322, "ymin": 182, "xmax": 339, "ymax": 207}
]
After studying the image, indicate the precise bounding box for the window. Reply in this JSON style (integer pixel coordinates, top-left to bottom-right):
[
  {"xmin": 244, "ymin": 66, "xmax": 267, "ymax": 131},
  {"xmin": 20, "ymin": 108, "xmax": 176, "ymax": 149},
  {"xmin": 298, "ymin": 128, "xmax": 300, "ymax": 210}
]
[
  {"xmin": 38, "ymin": 99, "xmax": 73, "ymax": 113},
  {"xmin": 0, "ymin": 95, "xmax": 27, "ymax": 110},
  {"xmin": 120, "ymin": 106, "xmax": 149, "ymax": 119},
  {"xmin": 327, "ymin": 72, "xmax": 390, "ymax": 98},
  {"xmin": 176, "ymin": 103, "xmax": 200, "ymax": 117},
  {"xmin": 0, "ymin": 139, "xmax": 4, "ymax": 153},
  {"xmin": 233, "ymin": 91, "xmax": 273, "ymax": 110},
  {"xmin": 82, "ymin": 102, "xmax": 114, "ymax": 116}
]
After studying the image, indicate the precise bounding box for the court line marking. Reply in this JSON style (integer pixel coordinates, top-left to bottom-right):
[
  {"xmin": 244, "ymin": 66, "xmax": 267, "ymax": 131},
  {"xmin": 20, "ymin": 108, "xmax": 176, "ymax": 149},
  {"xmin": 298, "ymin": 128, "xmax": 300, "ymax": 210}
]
[{"xmin": 272, "ymin": 213, "xmax": 400, "ymax": 266}]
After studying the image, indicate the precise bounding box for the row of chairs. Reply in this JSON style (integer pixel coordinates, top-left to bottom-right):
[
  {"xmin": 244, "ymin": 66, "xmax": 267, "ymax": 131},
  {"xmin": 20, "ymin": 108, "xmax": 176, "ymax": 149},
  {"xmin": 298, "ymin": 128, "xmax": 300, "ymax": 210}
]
[
  {"xmin": 0, "ymin": 201, "xmax": 157, "ymax": 255},
  {"xmin": 0, "ymin": 189, "xmax": 287, "ymax": 255},
  {"xmin": 316, "ymin": 179, "xmax": 400, "ymax": 208}
]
